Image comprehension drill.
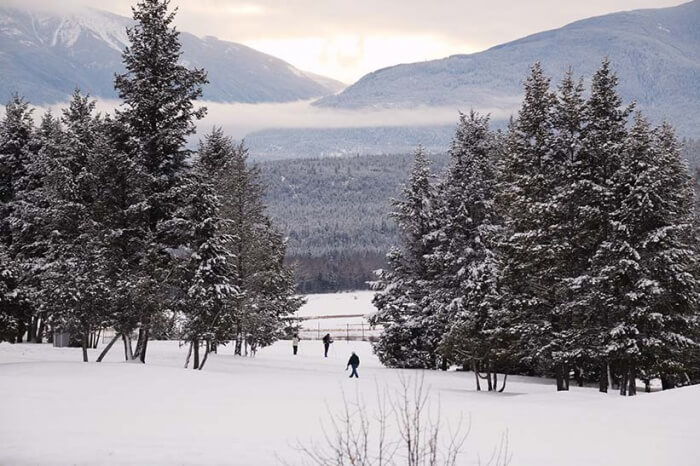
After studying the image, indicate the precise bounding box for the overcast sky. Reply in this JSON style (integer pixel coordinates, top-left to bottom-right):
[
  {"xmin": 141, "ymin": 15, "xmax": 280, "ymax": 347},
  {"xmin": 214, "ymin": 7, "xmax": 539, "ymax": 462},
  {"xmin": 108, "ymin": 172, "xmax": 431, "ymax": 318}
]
[{"xmin": 37, "ymin": 0, "xmax": 689, "ymax": 83}]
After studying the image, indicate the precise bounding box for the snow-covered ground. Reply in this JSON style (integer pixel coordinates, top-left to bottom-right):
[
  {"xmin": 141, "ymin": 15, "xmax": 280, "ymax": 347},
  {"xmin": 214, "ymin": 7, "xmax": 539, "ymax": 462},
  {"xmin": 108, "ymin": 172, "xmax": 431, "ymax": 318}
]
[
  {"xmin": 296, "ymin": 291, "xmax": 375, "ymax": 318},
  {"xmin": 1, "ymin": 335, "xmax": 698, "ymax": 465},
  {"xmin": 294, "ymin": 291, "xmax": 379, "ymax": 340}
]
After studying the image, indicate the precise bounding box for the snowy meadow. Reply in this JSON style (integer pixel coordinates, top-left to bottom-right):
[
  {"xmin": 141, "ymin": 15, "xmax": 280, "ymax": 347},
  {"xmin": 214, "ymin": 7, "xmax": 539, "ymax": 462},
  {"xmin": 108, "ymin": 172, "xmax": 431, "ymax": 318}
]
[
  {"xmin": 1, "ymin": 292, "xmax": 698, "ymax": 466},
  {"xmin": 1, "ymin": 341, "xmax": 697, "ymax": 465}
]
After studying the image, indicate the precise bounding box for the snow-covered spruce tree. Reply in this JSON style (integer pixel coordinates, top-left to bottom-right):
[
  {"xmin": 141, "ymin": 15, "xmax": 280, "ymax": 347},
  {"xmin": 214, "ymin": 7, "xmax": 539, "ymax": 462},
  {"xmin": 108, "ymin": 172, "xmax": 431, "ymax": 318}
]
[
  {"xmin": 160, "ymin": 168, "xmax": 237, "ymax": 370},
  {"xmin": 0, "ymin": 245, "xmax": 27, "ymax": 342},
  {"xmin": 6, "ymin": 111, "xmax": 67, "ymax": 345},
  {"xmin": 575, "ymin": 59, "xmax": 634, "ymax": 392},
  {"xmin": 236, "ymin": 216, "xmax": 301, "ymax": 355},
  {"xmin": 497, "ymin": 63, "xmax": 575, "ymax": 387},
  {"xmin": 36, "ymin": 91, "xmax": 115, "ymax": 361},
  {"xmin": 195, "ymin": 128, "xmax": 302, "ymax": 357},
  {"xmin": 430, "ymin": 111, "xmax": 507, "ymax": 389},
  {"xmin": 89, "ymin": 114, "xmax": 149, "ymax": 360},
  {"xmin": 540, "ymin": 70, "xmax": 591, "ymax": 390},
  {"xmin": 370, "ymin": 147, "xmax": 441, "ymax": 368},
  {"xmin": 114, "ymin": 0, "xmax": 207, "ymax": 362},
  {"xmin": 690, "ymin": 166, "xmax": 700, "ymax": 385},
  {"xmin": 652, "ymin": 124, "xmax": 700, "ymax": 389},
  {"xmin": 0, "ymin": 95, "xmax": 37, "ymax": 343},
  {"xmin": 595, "ymin": 117, "xmax": 699, "ymax": 395}
]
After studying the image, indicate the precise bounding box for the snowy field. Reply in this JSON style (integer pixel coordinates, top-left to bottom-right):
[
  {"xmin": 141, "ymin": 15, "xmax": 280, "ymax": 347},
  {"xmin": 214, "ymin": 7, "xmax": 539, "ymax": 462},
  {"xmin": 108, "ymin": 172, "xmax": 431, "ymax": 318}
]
[
  {"xmin": 294, "ymin": 291, "xmax": 379, "ymax": 340},
  {"xmin": 1, "ymin": 335, "xmax": 699, "ymax": 465},
  {"xmin": 295, "ymin": 291, "xmax": 376, "ymax": 318}
]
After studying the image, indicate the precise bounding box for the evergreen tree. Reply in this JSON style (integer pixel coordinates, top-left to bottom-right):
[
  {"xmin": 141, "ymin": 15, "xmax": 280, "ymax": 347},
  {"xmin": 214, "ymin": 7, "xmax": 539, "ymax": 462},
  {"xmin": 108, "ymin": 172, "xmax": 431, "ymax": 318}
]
[
  {"xmin": 165, "ymin": 169, "xmax": 237, "ymax": 369},
  {"xmin": 431, "ymin": 111, "xmax": 506, "ymax": 387},
  {"xmin": 542, "ymin": 70, "xmax": 589, "ymax": 390},
  {"xmin": 596, "ymin": 117, "xmax": 700, "ymax": 394},
  {"xmin": 0, "ymin": 95, "xmax": 34, "ymax": 222},
  {"xmin": 576, "ymin": 59, "xmax": 635, "ymax": 392},
  {"xmin": 114, "ymin": 0, "xmax": 208, "ymax": 362},
  {"xmin": 0, "ymin": 95, "xmax": 37, "ymax": 343},
  {"xmin": 497, "ymin": 63, "xmax": 564, "ymax": 382},
  {"xmin": 37, "ymin": 91, "xmax": 112, "ymax": 361},
  {"xmin": 370, "ymin": 147, "xmax": 440, "ymax": 368},
  {"xmin": 195, "ymin": 128, "xmax": 302, "ymax": 357},
  {"xmin": 89, "ymin": 114, "xmax": 148, "ymax": 355},
  {"xmin": 0, "ymin": 245, "xmax": 27, "ymax": 342}
]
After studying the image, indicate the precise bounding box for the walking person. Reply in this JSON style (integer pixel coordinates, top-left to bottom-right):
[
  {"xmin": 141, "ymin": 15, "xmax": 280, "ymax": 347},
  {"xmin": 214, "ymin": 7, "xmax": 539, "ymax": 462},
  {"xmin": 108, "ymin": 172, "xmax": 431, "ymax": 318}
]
[
  {"xmin": 322, "ymin": 333, "xmax": 333, "ymax": 357},
  {"xmin": 346, "ymin": 352, "xmax": 360, "ymax": 378},
  {"xmin": 292, "ymin": 335, "xmax": 300, "ymax": 355}
]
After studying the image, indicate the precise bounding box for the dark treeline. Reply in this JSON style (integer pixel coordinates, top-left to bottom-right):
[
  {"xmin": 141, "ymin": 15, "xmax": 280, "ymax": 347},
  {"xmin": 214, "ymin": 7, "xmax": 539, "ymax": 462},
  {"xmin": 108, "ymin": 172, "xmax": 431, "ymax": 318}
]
[
  {"xmin": 0, "ymin": 0, "xmax": 300, "ymax": 367},
  {"xmin": 370, "ymin": 61, "xmax": 700, "ymax": 394}
]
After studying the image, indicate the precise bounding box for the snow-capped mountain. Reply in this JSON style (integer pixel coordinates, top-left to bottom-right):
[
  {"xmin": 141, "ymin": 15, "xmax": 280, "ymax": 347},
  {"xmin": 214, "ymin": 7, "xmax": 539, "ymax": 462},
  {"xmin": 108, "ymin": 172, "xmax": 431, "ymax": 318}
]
[
  {"xmin": 316, "ymin": 0, "xmax": 700, "ymax": 138},
  {"xmin": 0, "ymin": 5, "xmax": 344, "ymax": 105}
]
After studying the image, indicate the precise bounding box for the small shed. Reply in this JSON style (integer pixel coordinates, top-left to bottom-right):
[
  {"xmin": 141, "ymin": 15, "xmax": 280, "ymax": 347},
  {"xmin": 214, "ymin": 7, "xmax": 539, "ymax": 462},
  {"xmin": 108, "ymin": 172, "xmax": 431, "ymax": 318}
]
[{"xmin": 53, "ymin": 332, "xmax": 71, "ymax": 348}]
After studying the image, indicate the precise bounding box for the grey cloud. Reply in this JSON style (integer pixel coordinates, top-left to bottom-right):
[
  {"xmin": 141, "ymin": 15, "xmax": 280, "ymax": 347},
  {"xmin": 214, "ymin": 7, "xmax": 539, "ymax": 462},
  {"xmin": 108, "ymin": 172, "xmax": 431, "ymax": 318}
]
[{"xmin": 82, "ymin": 0, "xmax": 685, "ymax": 46}]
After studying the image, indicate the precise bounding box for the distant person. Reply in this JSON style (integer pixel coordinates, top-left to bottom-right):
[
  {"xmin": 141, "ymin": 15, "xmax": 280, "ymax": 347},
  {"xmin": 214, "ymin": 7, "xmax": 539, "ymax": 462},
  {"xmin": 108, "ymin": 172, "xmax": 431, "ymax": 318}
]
[
  {"xmin": 322, "ymin": 333, "xmax": 333, "ymax": 357},
  {"xmin": 292, "ymin": 335, "xmax": 300, "ymax": 355},
  {"xmin": 346, "ymin": 352, "xmax": 360, "ymax": 378}
]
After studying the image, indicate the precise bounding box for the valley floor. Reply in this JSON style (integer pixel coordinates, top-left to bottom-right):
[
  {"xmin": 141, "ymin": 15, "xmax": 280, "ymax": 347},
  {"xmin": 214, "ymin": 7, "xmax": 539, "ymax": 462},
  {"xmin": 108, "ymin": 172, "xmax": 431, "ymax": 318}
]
[{"xmin": 1, "ymin": 337, "xmax": 698, "ymax": 465}]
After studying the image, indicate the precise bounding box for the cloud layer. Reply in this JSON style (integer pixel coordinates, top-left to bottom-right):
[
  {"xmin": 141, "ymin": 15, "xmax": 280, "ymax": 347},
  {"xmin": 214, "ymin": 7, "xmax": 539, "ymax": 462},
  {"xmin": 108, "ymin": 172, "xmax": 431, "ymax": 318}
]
[{"xmin": 3, "ymin": 98, "xmax": 517, "ymax": 143}]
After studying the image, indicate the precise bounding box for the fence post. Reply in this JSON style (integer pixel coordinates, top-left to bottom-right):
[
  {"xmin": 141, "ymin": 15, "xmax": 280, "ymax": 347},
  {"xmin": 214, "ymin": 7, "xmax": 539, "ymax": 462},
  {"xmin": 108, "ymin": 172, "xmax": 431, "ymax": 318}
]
[
  {"xmin": 361, "ymin": 322, "xmax": 365, "ymax": 341},
  {"xmin": 346, "ymin": 323, "xmax": 349, "ymax": 342},
  {"xmin": 317, "ymin": 321, "xmax": 320, "ymax": 340}
]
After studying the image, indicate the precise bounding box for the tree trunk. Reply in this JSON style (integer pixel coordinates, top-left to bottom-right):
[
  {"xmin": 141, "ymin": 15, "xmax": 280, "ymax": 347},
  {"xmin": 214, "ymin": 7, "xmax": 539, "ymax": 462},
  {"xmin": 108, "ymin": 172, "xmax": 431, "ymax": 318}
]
[
  {"xmin": 199, "ymin": 341, "xmax": 210, "ymax": 370},
  {"xmin": 486, "ymin": 361, "xmax": 493, "ymax": 391},
  {"xmin": 122, "ymin": 334, "xmax": 134, "ymax": 361},
  {"xmin": 28, "ymin": 316, "xmax": 38, "ymax": 343},
  {"xmin": 661, "ymin": 375, "xmax": 675, "ymax": 390},
  {"xmin": 599, "ymin": 361, "xmax": 608, "ymax": 393},
  {"xmin": 575, "ymin": 366, "xmax": 584, "ymax": 387},
  {"xmin": 234, "ymin": 331, "xmax": 242, "ymax": 356},
  {"xmin": 81, "ymin": 331, "xmax": 89, "ymax": 363},
  {"xmin": 472, "ymin": 360, "xmax": 481, "ymax": 391},
  {"xmin": 97, "ymin": 334, "xmax": 120, "ymax": 362},
  {"xmin": 139, "ymin": 328, "xmax": 149, "ymax": 363},
  {"xmin": 93, "ymin": 329, "xmax": 102, "ymax": 349},
  {"xmin": 440, "ymin": 358, "xmax": 448, "ymax": 371},
  {"xmin": 644, "ymin": 379, "xmax": 651, "ymax": 393},
  {"xmin": 557, "ymin": 364, "xmax": 570, "ymax": 391},
  {"xmin": 37, "ymin": 313, "xmax": 47, "ymax": 342},
  {"xmin": 627, "ymin": 365, "xmax": 637, "ymax": 396},
  {"xmin": 498, "ymin": 374, "xmax": 508, "ymax": 393},
  {"xmin": 184, "ymin": 341, "xmax": 193, "ymax": 368},
  {"xmin": 134, "ymin": 327, "xmax": 149, "ymax": 362},
  {"xmin": 492, "ymin": 368, "xmax": 498, "ymax": 392},
  {"xmin": 619, "ymin": 362, "xmax": 628, "ymax": 396},
  {"xmin": 555, "ymin": 364, "xmax": 565, "ymax": 391},
  {"xmin": 193, "ymin": 339, "xmax": 200, "ymax": 370},
  {"xmin": 16, "ymin": 319, "xmax": 27, "ymax": 343},
  {"xmin": 608, "ymin": 363, "xmax": 616, "ymax": 390}
]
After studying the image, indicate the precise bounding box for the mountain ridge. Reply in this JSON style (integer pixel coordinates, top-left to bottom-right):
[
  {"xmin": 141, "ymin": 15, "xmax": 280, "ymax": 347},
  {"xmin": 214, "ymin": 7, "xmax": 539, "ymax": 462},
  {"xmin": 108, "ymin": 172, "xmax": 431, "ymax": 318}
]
[
  {"xmin": 315, "ymin": 0, "xmax": 700, "ymax": 138},
  {"xmin": 0, "ymin": 5, "xmax": 344, "ymax": 105}
]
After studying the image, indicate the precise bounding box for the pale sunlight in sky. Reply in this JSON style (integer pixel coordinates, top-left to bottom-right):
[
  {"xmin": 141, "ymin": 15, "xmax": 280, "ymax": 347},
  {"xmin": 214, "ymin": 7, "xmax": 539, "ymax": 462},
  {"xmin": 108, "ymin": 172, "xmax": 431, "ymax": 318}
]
[{"xmin": 244, "ymin": 34, "xmax": 476, "ymax": 83}]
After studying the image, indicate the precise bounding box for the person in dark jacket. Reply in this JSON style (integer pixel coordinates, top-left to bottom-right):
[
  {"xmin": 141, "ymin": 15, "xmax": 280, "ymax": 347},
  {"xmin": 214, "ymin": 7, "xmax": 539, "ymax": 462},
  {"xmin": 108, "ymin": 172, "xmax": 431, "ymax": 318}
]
[
  {"xmin": 322, "ymin": 333, "xmax": 333, "ymax": 357},
  {"xmin": 346, "ymin": 352, "xmax": 360, "ymax": 378}
]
